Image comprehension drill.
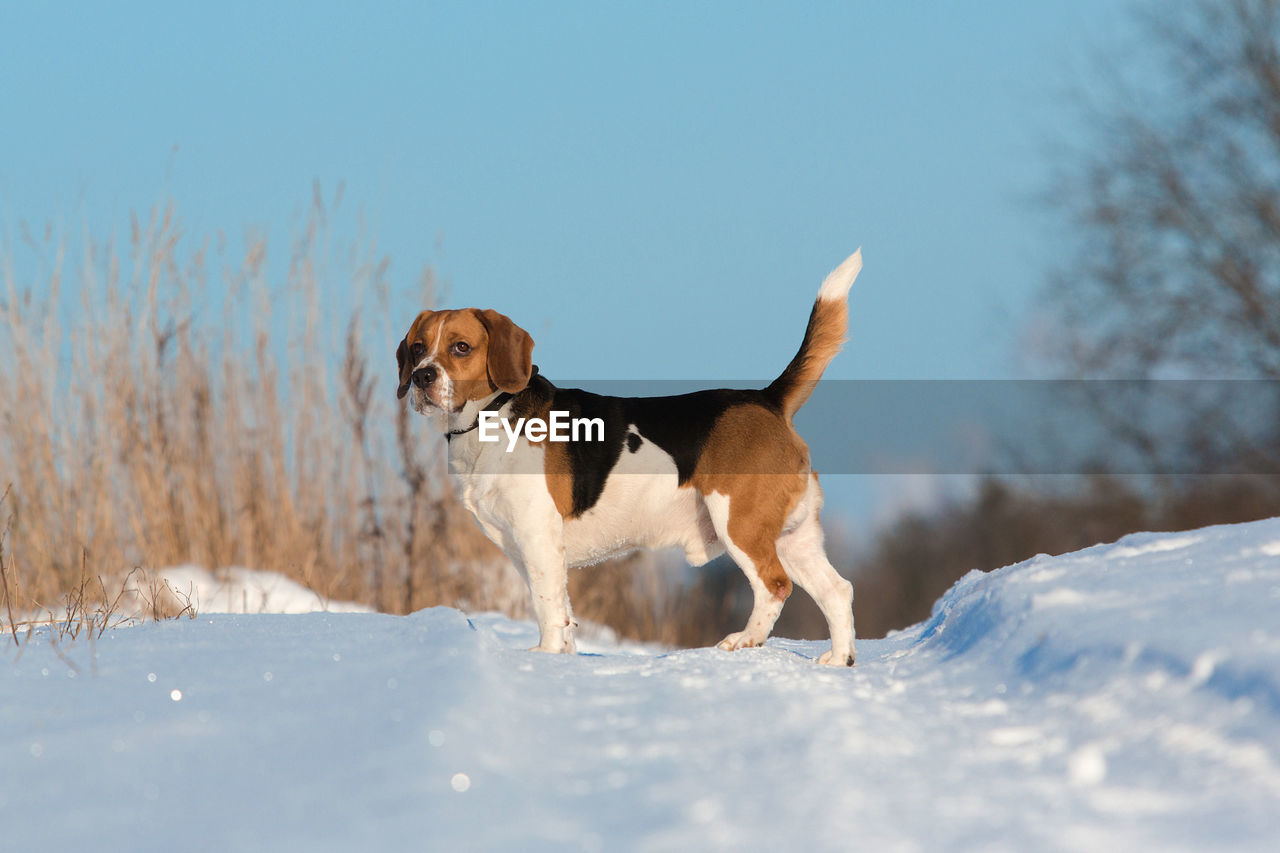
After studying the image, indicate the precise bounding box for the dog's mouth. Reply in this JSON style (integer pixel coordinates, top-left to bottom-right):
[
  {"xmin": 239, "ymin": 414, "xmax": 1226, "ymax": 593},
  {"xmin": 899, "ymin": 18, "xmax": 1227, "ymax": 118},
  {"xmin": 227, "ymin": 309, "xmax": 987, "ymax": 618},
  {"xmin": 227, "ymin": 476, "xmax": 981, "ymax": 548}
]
[
  {"xmin": 410, "ymin": 385, "xmax": 445, "ymax": 414},
  {"xmin": 410, "ymin": 375, "xmax": 499, "ymax": 418},
  {"xmin": 413, "ymin": 387, "xmax": 474, "ymax": 417}
]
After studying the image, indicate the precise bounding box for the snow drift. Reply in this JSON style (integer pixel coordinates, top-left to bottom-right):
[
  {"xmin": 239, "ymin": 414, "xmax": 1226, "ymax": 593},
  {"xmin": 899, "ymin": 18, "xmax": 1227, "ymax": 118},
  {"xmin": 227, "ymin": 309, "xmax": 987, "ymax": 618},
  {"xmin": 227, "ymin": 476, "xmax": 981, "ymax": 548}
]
[{"xmin": 4, "ymin": 519, "xmax": 1279, "ymax": 850}]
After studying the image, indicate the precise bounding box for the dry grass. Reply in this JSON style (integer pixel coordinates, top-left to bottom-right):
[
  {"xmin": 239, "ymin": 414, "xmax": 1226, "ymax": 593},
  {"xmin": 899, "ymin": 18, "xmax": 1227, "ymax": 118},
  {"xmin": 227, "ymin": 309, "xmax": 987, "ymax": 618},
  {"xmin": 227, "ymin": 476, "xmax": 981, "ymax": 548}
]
[
  {"xmin": 0, "ymin": 193, "xmax": 742, "ymax": 646},
  {"xmin": 1, "ymin": 482, "xmax": 192, "ymax": 652},
  {"xmin": 0, "ymin": 194, "xmax": 514, "ymax": 631}
]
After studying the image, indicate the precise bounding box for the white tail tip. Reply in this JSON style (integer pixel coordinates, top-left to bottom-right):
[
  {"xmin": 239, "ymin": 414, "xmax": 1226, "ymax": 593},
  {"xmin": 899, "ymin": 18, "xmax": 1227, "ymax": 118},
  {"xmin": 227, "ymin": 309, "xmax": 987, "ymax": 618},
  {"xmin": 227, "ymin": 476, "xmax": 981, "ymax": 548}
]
[{"xmin": 817, "ymin": 247, "xmax": 862, "ymax": 302}]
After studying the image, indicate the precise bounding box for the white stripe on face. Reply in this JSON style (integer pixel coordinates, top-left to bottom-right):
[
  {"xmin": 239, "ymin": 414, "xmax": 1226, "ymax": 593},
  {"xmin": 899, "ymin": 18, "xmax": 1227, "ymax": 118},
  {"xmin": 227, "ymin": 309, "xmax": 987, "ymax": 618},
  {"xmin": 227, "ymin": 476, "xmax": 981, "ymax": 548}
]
[{"xmin": 410, "ymin": 321, "xmax": 455, "ymax": 413}]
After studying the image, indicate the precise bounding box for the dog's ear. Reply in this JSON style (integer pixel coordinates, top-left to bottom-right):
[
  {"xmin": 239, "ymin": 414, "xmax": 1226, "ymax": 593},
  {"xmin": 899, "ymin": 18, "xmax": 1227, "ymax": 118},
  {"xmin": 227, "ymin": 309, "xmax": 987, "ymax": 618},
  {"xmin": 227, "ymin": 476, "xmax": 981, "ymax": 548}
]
[
  {"xmin": 396, "ymin": 336, "xmax": 411, "ymax": 399},
  {"xmin": 474, "ymin": 309, "xmax": 534, "ymax": 393}
]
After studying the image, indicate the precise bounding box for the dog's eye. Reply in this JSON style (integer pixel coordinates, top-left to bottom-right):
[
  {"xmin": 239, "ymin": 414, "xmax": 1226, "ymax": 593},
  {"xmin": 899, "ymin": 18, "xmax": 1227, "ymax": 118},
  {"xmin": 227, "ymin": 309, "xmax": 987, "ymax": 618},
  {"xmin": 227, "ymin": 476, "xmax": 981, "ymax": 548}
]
[
  {"xmin": 410, "ymin": 342, "xmax": 426, "ymax": 360},
  {"xmin": 451, "ymin": 341, "xmax": 471, "ymax": 356}
]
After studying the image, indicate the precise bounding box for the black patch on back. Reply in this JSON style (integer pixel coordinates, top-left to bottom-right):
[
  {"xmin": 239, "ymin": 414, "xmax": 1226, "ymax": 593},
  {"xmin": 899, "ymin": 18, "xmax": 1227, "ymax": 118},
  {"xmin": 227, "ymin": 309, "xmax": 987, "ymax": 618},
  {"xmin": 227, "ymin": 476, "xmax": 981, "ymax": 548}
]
[
  {"xmin": 554, "ymin": 388, "xmax": 628, "ymax": 518},
  {"xmin": 509, "ymin": 373, "xmax": 776, "ymax": 517}
]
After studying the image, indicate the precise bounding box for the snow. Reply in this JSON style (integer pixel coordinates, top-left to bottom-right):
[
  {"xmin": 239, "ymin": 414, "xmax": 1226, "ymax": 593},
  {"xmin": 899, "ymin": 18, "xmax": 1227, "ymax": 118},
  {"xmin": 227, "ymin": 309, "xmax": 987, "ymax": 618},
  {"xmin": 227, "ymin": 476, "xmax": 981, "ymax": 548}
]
[
  {"xmin": 139, "ymin": 565, "xmax": 374, "ymax": 615},
  {"xmin": 5, "ymin": 519, "xmax": 1280, "ymax": 850}
]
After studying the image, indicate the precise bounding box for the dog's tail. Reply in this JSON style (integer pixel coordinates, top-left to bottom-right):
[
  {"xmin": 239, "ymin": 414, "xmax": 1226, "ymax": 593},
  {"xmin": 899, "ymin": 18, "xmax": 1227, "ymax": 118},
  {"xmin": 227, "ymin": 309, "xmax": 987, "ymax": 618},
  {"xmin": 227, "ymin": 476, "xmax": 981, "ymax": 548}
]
[{"xmin": 764, "ymin": 248, "xmax": 861, "ymax": 420}]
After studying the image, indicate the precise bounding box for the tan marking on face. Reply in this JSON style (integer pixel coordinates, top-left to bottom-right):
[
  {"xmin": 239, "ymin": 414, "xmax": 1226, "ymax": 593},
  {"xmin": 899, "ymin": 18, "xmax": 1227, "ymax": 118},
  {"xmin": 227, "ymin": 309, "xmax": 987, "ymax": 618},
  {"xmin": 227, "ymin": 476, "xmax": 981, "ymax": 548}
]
[{"xmin": 690, "ymin": 403, "xmax": 811, "ymax": 600}]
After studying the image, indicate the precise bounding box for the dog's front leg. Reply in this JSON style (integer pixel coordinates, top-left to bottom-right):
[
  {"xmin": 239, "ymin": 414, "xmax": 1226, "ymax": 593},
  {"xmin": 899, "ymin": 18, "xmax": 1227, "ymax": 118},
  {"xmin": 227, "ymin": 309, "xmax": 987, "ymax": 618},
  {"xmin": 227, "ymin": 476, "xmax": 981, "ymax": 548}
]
[
  {"xmin": 520, "ymin": 550, "xmax": 576, "ymax": 654},
  {"xmin": 505, "ymin": 507, "xmax": 576, "ymax": 655}
]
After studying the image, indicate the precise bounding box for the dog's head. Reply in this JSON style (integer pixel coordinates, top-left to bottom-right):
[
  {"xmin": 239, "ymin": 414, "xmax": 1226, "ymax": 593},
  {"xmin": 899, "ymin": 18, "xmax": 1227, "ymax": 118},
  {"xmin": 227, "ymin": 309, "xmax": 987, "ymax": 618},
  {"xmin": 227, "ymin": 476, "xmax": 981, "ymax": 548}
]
[{"xmin": 396, "ymin": 308, "xmax": 534, "ymax": 412}]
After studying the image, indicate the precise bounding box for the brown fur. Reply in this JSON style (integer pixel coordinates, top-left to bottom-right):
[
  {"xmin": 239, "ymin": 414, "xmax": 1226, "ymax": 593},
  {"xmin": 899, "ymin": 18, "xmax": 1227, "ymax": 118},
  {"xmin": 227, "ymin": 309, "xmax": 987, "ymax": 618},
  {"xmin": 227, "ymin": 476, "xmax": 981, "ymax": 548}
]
[
  {"xmin": 473, "ymin": 309, "xmax": 534, "ymax": 393},
  {"xmin": 690, "ymin": 403, "xmax": 811, "ymax": 600},
  {"xmin": 766, "ymin": 297, "xmax": 848, "ymax": 420},
  {"xmin": 509, "ymin": 394, "xmax": 577, "ymax": 519},
  {"xmin": 544, "ymin": 442, "xmax": 577, "ymax": 519}
]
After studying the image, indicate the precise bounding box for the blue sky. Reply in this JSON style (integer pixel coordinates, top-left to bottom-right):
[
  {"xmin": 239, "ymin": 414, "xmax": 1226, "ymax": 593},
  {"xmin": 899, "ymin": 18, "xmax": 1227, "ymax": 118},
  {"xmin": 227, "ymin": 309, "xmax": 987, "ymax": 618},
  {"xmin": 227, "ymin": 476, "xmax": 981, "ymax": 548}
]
[{"xmin": 1, "ymin": 1, "xmax": 1132, "ymax": 518}]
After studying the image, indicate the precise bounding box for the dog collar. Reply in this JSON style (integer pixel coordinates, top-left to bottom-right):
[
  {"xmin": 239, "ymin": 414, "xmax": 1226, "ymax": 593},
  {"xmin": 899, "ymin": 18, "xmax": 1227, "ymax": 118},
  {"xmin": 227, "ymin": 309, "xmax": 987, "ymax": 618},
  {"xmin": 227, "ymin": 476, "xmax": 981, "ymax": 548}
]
[{"xmin": 444, "ymin": 391, "xmax": 516, "ymax": 441}]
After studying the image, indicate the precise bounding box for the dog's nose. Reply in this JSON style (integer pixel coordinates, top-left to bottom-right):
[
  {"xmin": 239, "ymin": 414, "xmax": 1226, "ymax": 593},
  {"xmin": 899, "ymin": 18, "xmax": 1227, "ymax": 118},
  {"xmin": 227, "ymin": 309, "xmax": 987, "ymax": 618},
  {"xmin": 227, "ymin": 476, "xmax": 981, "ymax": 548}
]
[{"xmin": 412, "ymin": 365, "xmax": 438, "ymax": 388}]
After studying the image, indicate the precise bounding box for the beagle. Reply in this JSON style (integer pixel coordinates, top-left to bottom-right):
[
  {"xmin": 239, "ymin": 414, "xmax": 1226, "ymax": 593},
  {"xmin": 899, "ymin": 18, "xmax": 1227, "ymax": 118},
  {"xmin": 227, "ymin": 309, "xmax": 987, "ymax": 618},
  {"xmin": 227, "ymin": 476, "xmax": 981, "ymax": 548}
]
[{"xmin": 396, "ymin": 249, "xmax": 862, "ymax": 665}]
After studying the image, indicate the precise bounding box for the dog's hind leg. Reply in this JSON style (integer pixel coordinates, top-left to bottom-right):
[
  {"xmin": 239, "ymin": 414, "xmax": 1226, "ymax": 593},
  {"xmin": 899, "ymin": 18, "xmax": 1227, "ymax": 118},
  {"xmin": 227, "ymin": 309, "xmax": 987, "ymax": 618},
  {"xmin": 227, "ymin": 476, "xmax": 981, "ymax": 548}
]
[
  {"xmin": 703, "ymin": 489, "xmax": 792, "ymax": 652},
  {"xmin": 777, "ymin": 476, "xmax": 855, "ymax": 666}
]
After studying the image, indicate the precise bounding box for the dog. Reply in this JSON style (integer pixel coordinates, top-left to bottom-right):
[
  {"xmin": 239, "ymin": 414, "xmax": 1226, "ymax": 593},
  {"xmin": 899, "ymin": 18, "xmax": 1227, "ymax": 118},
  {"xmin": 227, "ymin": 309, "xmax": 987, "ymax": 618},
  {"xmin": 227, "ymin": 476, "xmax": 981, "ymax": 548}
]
[{"xmin": 396, "ymin": 249, "xmax": 861, "ymax": 665}]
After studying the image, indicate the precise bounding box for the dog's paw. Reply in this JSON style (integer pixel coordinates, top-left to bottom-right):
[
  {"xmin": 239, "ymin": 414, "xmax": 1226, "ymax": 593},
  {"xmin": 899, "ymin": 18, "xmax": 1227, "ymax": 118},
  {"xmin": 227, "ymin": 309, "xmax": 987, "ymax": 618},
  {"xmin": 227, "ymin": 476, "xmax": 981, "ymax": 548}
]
[
  {"xmin": 529, "ymin": 625, "xmax": 577, "ymax": 655},
  {"xmin": 716, "ymin": 631, "xmax": 765, "ymax": 652},
  {"xmin": 817, "ymin": 648, "xmax": 856, "ymax": 667},
  {"xmin": 528, "ymin": 643, "xmax": 575, "ymax": 655}
]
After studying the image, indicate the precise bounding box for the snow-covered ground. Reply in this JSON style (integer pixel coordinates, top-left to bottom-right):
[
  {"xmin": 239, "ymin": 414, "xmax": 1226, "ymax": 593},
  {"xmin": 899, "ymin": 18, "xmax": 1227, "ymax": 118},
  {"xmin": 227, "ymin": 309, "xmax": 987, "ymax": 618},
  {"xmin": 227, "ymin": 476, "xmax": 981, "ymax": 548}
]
[{"xmin": 4, "ymin": 519, "xmax": 1280, "ymax": 851}]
